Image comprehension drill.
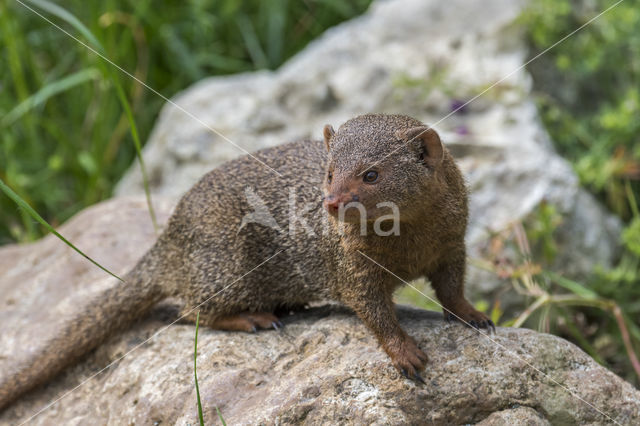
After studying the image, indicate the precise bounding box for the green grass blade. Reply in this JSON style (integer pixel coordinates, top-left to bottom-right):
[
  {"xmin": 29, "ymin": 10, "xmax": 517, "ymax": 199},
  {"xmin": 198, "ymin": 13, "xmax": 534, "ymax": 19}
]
[
  {"xmin": 626, "ymin": 180, "xmax": 639, "ymax": 219},
  {"xmin": 216, "ymin": 407, "xmax": 227, "ymax": 426},
  {"xmin": 236, "ymin": 14, "xmax": 269, "ymax": 69},
  {"xmin": 2, "ymin": 68, "xmax": 101, "ymax": 126},
  {"xmin": 25, "ymin": 0, "xmax": 158, "ymax": 233},
  {"xmin": 0, "ymin": 178, "xmax": 123, "ymax": 282},
  {"xmin": 194, "ymin": 311, "xmax": 205, "ymax": 426},
  {"xmin": 25, "ymin": 0, "xmax": 103, "ymax": 51},
  {"xmin": 543, "ymin": 270, "xmax": 599, "ymax": 300},
  {"xmin": 111, "ymin": 77, "xmax": 159, "ymax": 232}
]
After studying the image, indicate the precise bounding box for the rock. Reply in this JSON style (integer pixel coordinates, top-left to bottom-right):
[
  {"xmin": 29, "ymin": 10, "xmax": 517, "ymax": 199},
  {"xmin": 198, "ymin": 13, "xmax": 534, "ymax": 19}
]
[
  {"xmin": 1, "ymin": 197, "xmax": 639, "ymax": 424},
  {"xmin": 477, "ymin": 406, "xmax": 550, "ymax": 426},
  {"xmin": 115, "ymin": 0, "xmax": 621, "ymax": 295}
]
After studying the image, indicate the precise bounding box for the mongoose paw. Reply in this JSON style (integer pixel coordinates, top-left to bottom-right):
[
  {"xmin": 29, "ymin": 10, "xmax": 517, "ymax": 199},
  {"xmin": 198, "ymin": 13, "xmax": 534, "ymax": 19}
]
[
  {"xmin": 210, "ymin": 312, "xmax": 283, "ymax": 333},
  {"xmin": 444, "ymin": 305, "xmax": 495, "ymax": 333},
  {"xmin": 385, "ymin": 334, "xmax": 428, "ymax": 384}
]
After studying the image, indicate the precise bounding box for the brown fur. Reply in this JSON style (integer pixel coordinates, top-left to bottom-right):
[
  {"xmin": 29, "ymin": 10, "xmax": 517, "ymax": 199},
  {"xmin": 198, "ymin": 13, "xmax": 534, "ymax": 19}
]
[{"xmin": 0, "ymin": 114, "xmax": 491, "ymax": 410}]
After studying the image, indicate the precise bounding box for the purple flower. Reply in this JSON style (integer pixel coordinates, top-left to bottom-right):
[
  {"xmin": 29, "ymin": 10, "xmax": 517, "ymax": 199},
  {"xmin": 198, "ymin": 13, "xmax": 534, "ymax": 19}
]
[
  {"xmin": 455, "ymin": 125, "xmax": 469, "ymax": 135},
  {"xmin": 450, "ymin": 99, "xmax": 468, "ymax": 114}
]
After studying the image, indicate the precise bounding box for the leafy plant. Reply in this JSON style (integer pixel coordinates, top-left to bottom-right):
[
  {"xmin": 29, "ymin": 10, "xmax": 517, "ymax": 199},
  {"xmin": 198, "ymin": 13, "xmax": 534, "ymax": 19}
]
[
  {"xmin": 517, "ymin": 0, "xmax": 640, "ymax": 384},
  {"xmin": 473, "ymin": 200, "xmax": 640, "ymax": 385},
  {"xmin": 0, "ymin": 0, "xmax": 373, "ymax": 245},
  {"xmin": 521, "ymin": 0, "xmax": 640, "ymax": 220}
]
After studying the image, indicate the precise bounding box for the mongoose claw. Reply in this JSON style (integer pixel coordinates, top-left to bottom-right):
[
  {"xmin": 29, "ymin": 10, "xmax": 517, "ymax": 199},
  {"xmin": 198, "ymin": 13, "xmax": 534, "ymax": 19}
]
[
  {"xmin": 465, "ymin": 317, "xmax": 495, "ymax": 332},
  {"xmin": 444, "ymin": 304, "xmax": 495, "ymax": 333},
  {"xmin": 400, "ymin": 368, "xmax": 425, "ymax": 384},
  {"xmin": 239, "ymin": 312, "xmax": 283, "ymax": 332},
  {"xmin": 401, "ymin": 368, "xmax": 409, "ymax": 379}
]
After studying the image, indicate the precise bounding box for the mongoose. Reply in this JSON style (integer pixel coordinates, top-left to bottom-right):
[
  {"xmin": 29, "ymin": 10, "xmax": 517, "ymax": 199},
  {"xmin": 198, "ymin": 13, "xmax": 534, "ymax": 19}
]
[{"xmin": 0, "ymin": 113, "xmax": 493, "ymax": 411}]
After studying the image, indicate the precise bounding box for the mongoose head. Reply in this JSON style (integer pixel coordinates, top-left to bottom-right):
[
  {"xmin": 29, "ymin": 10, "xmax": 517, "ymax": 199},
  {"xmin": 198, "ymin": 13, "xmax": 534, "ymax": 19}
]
[{"xmin": 322, "ymin": 114, "xmax": 446, "ymax": 223}]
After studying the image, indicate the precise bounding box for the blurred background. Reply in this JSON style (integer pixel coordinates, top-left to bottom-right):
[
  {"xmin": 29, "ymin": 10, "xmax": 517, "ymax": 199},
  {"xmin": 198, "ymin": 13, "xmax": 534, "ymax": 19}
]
[{"xmin": 1, "ymin": 0, "xmax": 639, "ymax": 385}]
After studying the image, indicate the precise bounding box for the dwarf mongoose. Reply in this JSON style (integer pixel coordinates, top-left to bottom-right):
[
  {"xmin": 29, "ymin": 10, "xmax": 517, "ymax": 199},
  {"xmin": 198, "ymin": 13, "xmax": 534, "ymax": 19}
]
[{"xmin": 0, "ymin": 113, "xmax": 493, "ymax": 410}]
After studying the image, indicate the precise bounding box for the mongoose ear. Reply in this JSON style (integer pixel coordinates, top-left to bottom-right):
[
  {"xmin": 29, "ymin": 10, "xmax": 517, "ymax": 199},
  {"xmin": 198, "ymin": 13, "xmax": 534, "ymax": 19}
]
[
  {"xmin": 396, "ymin": 126, "xmax": 444, "ymax": 167},
  {"xmin": 323, "ymin": 124, "xmax": 335, "ymax": 152}
]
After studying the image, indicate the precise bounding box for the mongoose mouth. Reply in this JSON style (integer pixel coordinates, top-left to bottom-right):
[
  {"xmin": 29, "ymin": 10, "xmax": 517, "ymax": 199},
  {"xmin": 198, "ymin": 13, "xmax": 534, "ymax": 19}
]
[
  {"xmin": 324, "ymin": 202, "xmax": 394, "ymax": 224},
  {"xmin": 323, "ymin": 199, "xmax": 365, "ymax": 220},
  {"xmin": 326, "ymin": 207, "xmax": 365, "ymax": 223}
]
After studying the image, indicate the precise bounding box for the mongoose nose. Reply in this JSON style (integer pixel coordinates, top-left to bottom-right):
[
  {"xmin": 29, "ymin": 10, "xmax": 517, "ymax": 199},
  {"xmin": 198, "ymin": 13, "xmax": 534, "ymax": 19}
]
[
  {"xmin": 324, "ymin": 197, "xmax": 340, "ymax": 213},
  {"xmin": 324, "ymin": 194, "xmax": 361, "ymax": 214}
]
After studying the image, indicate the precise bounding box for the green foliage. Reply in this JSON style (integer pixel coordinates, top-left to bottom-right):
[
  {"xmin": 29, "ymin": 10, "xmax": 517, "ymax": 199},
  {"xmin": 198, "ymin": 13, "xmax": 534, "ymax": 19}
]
[
  {"xmin": 518, "ymin": 0, "xmax": 640, "ymax": 384},
  {"xmin": 0, "ymin": 0, "xmax": 373, "ymax": 244},
  {"xmin": 475, "ymin": 203, "xmax": 640, "ymax": 385},
  {"xmin": 394, "ymin": 278, "xmax": 442, "ymax": 312},
  {"xmin": 521, "ymin": 0, "xmax": 640, "ymax": 220},
  {"xmin": 525, "ymin": 201, "xmax": 563, "ymax": 265},
  {"xmin": 622, "ymin": 218, "xmax": 640, "ymax": 257}
]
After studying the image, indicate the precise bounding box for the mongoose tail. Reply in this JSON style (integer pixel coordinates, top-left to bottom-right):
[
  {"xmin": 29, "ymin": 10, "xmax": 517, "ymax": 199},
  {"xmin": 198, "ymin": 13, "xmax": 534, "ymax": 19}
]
[{"xmin": 0, "ymin": 244, "xmax": 170, "ymax": 411}]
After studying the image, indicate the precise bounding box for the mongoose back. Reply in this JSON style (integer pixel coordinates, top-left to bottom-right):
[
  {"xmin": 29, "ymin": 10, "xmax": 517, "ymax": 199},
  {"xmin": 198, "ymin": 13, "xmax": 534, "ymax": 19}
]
[{"xmin": 0, "ymin": 113, "xmax": 493, "ymax": 411}]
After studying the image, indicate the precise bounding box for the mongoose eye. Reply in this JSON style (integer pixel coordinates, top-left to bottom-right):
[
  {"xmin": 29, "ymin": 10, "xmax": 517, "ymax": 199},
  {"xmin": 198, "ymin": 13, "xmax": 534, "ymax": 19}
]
[
  {"xmin": 363, "ymin": 170, "xmax": 378, "ymax": 183},
  {"xmin": 327, "ymin": 171, "xmax": 333, "ymax": 184}
]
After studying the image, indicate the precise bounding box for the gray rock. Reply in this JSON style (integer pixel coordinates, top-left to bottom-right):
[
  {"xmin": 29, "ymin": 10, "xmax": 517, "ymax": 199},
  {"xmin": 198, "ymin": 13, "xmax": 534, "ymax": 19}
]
[
  {"xmin": 477, "ymin": 406, "xmax": 551, "ymax": 425},
  {"xmin": 115, "ymin": 0, "xmax": 621, "ymax": 295},
  {"xmin": 0, "ymin": 198, "xmax": 638, "ymax": 425}
]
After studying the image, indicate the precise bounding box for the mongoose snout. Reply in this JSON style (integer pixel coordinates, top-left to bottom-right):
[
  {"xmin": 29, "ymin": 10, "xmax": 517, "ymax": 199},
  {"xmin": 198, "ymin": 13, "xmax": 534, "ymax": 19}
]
[{"xmin": 323, "ymin": 193, "xmax": 360, "ymax": 216}]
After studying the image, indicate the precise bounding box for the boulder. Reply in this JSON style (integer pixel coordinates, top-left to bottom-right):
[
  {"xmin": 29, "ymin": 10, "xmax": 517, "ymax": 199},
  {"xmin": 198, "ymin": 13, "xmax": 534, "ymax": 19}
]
[
  {"xmin": 115, "ymin": 0, "xmax": 621, "ymax": 294},
  {"xmin": 1, "ymin": 197, "xmax": 639, "ymax": 424}
]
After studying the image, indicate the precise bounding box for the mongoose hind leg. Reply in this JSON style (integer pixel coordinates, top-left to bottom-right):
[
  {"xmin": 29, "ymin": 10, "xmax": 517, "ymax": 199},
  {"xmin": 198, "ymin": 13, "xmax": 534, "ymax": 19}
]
[
  {"xmin": 430, "ymin": 252, "xmax": 495, "ymax": 332},
  {"xmin": 184, "ymin": 310, "xmax": 283, "ymax": 332}
]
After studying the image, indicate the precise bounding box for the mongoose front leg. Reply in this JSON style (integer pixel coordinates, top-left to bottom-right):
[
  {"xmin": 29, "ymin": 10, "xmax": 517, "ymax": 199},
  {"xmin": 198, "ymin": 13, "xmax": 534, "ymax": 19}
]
[
  {"xmin": 343, "ymin": 289, "xmax": 427, "ymax": 382},
  {"xmin": 429, "ymin": 251, "xmax": 494, "ymax": 331}
]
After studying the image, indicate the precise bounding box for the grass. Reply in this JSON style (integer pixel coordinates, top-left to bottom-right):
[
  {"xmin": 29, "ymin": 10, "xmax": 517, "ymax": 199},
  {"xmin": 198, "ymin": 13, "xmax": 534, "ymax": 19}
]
[
  {"xmin": 194, "ymin": 311, "xmax": 205, "ymax": 426},
  {"xmin": 0, "ymin": 0, "xmax": 373, "ymax": 245},
  {"xmin": 476, "ymin": 204, "xmax": 640, "ymax": 385},
  {"xmin": 0, "ymin": 176, "xmax": 123, "ymax": 281},
  {"xmin": 193, "ymin": 311, "xmax": 227, "ymax": 425},
  {"xmin": 519, "ymin": 0, "xmax": 640, "ymax": 385},
  {"xmin": 22, "ymin": 0, "xmax": 159, "ymax": 232},
  {"xmin": 521, "ymin": 0, "xmax": 640, "ymax": 220}
]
